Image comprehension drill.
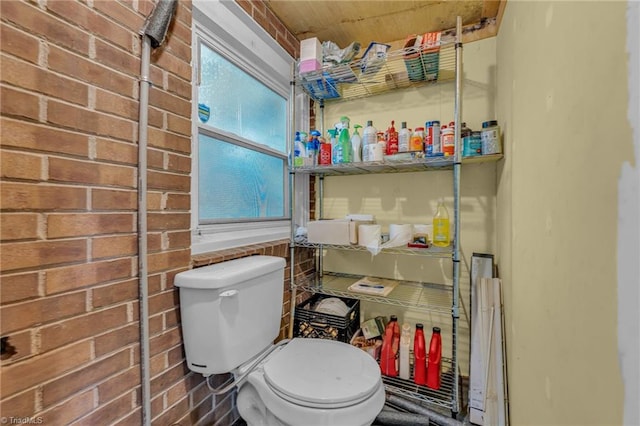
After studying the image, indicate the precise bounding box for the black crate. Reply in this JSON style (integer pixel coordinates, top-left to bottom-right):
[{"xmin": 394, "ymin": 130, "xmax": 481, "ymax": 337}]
[{"xmin": 294, "ymin": 294, "xmax": 360, "ymax": 343}]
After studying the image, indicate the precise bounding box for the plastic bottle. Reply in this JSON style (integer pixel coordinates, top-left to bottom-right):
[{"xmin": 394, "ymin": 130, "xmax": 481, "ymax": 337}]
[
  {"xmin": 379, "ymin": 315, "xmax": 400, "ymax": 377},
  {"xmin": 410, "ymin": 127, "xmax": 425, "ymax": 152},
  {"xmin": 427, "ymin": 120, "xmax": 441, "ymax": 156},
  {"xmin": 293, "ymin": 131, "xmax": 306, "ymax": 167},
  {"xmin": 432, "ymin": 199, "xmax": 450, "ymax": 247},
  {"xmin": 385, "ymin": 120, "xmax": 398, "ymax": 156},
  {"xmin": 399, "ymin": 322, "xmax": 412, "ymax": 380},
  {"xmin": 351, "ymin": 124, "xmax": 363, "ymax": 162},
  {"xmin": 319, "ymin": 133, "xmax": 332, "ymax": 165},
  {"xmin": 339, "ymin": 116, "xmax": 352, "ymax": 163},
  {"xmin": 413, "ymin": 323, "xmax": 427, "ymax": 385},
  {"xmin": 362, "ymin": 120, "xmax": 377, "ymax": 162},
  {"xmin": 308, "ymin": 130, "xmax": 321, "ymax": 165},
  {"xmin": 398, "ymin": 122, "xmax": 410, "ymax": 153},
  {"xmin": 442, "ymin": 122, "xmax": 455, "ymax": 156},
  {"xmin": 329, "ymin": 129, "xmax": 340, "ymax": 164},
  {"xmin": 426, "ymin": 327, "xmax": 442, "ymax": 390}
]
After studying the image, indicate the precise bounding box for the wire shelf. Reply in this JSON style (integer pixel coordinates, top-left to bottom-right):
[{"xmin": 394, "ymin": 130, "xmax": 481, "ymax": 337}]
[
  {"xmin": 293, "ymin": 272, "xmax": 453, "ymax": 314},
  {"xmin": 296, "ymin": 42, "xmax": 456, "ymax": 103},
  {"xmin": 294, "ymin": 239, "xmax": 453, "ymax": 258},
  {"xmin": 291, "ymin": 154, "xmax": 503, "ymax": 176}
]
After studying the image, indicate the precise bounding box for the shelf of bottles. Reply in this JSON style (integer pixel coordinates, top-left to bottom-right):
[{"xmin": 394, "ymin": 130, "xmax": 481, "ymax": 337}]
[
  {"xmin": 294, "ymin": 238, "xmax": 453, "ymax": 258},
  {"xmin": 292, "ymin": 272, "xmax": 453, "ymax": 314},
  {"xmin": 295, "ymin": 40, "xmax": 456, "ymax": 103},
  {"xmin": 382, "ymin": 355, "xmax": 456, "ymax": 411},
  {"xmin": 290, "ymin": 153, "xmax": 503, "ymax": 176}
]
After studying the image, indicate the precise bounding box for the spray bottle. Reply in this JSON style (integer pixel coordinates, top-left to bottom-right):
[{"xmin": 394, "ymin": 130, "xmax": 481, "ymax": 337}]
[
  {"xmin": 308, "ymin": 130, "xmax": 321, "ymax": 166},
  {"xmin": 338, "ymin": 116, "xmax": 352, "ymax": 163},
  {"xmin": 293, "ymin": 131, "xmax": 306, "ymax": 167},
  {"xmin": 362, "ymin": 120, "xmax": 377, "ymax": 162},
  {"xmin": 351, "ymin": 124, "xmax": 362, "ymax": 162},
  {"xmin": 329, "ymin": 129, "xmax": 340, "ymax": 164}
]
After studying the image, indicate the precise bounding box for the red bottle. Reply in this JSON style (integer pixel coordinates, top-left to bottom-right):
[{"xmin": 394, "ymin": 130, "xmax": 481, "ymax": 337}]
[
  {"xmin": 413, "ymin": 323, "xmax": 427, "ymax": 385},
  {"xmin": 426, "ymin": 326, "xmax": 442, "ymax": 389},
  {"xmin": 379, "ymin": 315, "xmax": 400, "ymax": 377},
  {"xmin": 385, "ymin": 120, "xmax": 398, "ymax": 155}
]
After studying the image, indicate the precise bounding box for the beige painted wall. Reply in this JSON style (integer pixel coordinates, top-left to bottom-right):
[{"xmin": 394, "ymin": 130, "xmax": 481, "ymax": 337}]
[
  {"xmin": 318, "ymin": 38, "xmax": 499, "ymax": 377},
  {"xmin": 496, "ymin": 1, "xmax": 630, "ymax": 424}
]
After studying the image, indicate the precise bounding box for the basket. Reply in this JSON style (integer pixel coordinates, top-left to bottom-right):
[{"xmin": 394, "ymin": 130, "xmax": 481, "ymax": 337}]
[{"xmin": 294, "ymin": 294, "xmax": 360, "ymax": 343}]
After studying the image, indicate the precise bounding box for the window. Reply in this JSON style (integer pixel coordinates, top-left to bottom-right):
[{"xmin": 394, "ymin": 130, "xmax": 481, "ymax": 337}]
[{"xmin": 192, "ymin": 0, "xmax": 294, "ymax": 253}]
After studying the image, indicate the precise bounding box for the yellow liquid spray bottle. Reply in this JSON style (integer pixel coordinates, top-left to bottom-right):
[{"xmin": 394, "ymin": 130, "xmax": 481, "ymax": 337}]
[{"xmin": 432, "ymin": 198, "xmax": 450, "ymax": 247}]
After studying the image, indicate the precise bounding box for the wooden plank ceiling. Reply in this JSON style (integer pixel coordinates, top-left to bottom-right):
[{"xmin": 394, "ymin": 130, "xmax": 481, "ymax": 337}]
[{"xmin": 266, "ymin": 0, "xmax": 505, "ymax": 49}]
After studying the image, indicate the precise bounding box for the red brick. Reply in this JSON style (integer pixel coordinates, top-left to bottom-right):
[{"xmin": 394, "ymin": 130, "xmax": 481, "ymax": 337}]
[
  {"xmin": 95, "ymin": 89, "xmax": 138, "ymax": 120},
  {"xmin": 73, "ymin": 391, "xmax": 135, "ymax": 426},
  {"xmin": 92, "ymin": 279, "xmax": 138, "ymax": 309},
  {"xmin": 148, "ymin": 290, "xmax": 178, "ymax": 316},
  {"xmin": 92, "ymin": 234, "xmax": 137, "ymax": 260},
  {"xmin": 42, "ymin": 350, "xmax": 131, "ymax": 407},
  {"xmin": 1, "ymin": 150, "xmax": 43, "ymax": 181},
  {"xmin": 149, "ymin": 327, "xmax": 182, "ymax": 357},
  {"xmin": 97, "ymin": 366, "xmax": 141, "ymax": 404},
  {"xmin": 167, "ymin": 230, "xmax": 190, "ymax": 250},
  {"xmin": 151, "ymin": 395, "xmax": 189, "ymax": 426},
  {"xmin": 0, "ymin": 272, "xmax": 40, "ymax": 304},
  {"xmin": 47, "ymin": 213, "xmax": 135, "ymax": 238},
  {"xmin": 48, "ymin": 157, "xmax": 135, "ymax": 188},
  {"xmin": 45, "ymin": 258, "xmax": 133, "ymax": 295},
  {"xmin": 0, "ymin": 239, "xmax": 87, "ymax": 273},
  {"xmin": 95, "ymin": 138, "xmax": 138, "ymax": 165},
  {"xmin": 166, "ymin": 75, "xmax": 191, "ymax": 103},
  {"xmin": 1, "ymin": 54, "xmax": 89, "ymax": 106},
  {"xmin": 166, "ymin": 153, "xmax": 191, "ymax": 174},
  {"xmin": 0, "ymin": 118, "xmax": 90, "ymax": 157},
  {"xmin": 47, "ymin": 100, "xmax": 135, "ymax": 142},
  {"xmin": 148, "ymin": 87, "xmax": 191, "ymax": 118},
  {"xmin": 48, "ymin": 45, "xmax": 136, "ymax": 98},
  {"xmin": 93, "ymin": 0, "xmax": 145, "ymax": 33},
  {"xmin": 0, "ymin": 182, "xmax": 87, "ymax": 211},
  {"xmin": 165, "ymin": 193, "xmax": 190, "ymax": 210},
  {"xmin": 149, "ymin": 361, "xmax": 190, "ymax": 396},
  {"xmin": 0, "ymin": 213, "xmax": 40, "ymax": 241},
  {"xmin": 148, "ymin": 249, "xmax": 191, "ymax": 274},
  {"xmin": 39, "ymin": 389, "xmax": 95, "ymax": 426},
  {"xmin": 147, "ymin": 148, "xmax": 165, "ymax": 170},
  {"xmin": 1, "ymin": 23, "xmax": 40, "ymax": 64},
  {"xmin": 147, "ymin": 171, "xmax": 190, "ymax": 192},
  {"xmin": 91, "ymin": 188, "xmax": 137, "ymax": 211},
  {"xmin": 0, "ymin": 291, "xmax": 86, "ymax": 334},
  {"xmin": 146, "ymin": 127, "xmax": 190, "ymax": 154},
  {"xmin": 46, "ymin": 0, "xmax": 133, "ymax": 52},
  {"xmin": 94, "ymin": 323, "xmax": 139, "ymax": 357},
  {"xmin": 0, "ymin": 340, "xmax": 92, "ymax": 397},
  {"xmin": 146, "ymin": 191, "xmax": 163, "ymax": 211},
  {"xmin": 1, "ymin": 86, "xmax": 40, "ymax": 121},
  {"xmin": 113, "ymin": 408, "xmax": 143, "ymax": 426},
  {"xmin": 94, "ymin": 38, "xmax": 140, "ymax": 77},
  {"xmin": 147, "ymin": 213, "xmax": 190, "ymax": 232},
  {"xmin": 0, "ymin": 389, "xmax": 36, "ymax": 419},
  {"xmin": 0, "ymin": 1, "xmax": 90, "ymax": 55},
  {"xmin": 41, "ymin": 304, "xmax": 129, "ymax": 352},
  {"xmin": 0, "ymin": 329, "xmax": 32, "ymax": 363}
]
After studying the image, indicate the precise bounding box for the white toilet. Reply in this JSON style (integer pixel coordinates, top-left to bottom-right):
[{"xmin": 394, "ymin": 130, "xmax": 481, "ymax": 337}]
[{"xmin": 175, "ymin": 255, "xmax": 385, "ymax": 426}]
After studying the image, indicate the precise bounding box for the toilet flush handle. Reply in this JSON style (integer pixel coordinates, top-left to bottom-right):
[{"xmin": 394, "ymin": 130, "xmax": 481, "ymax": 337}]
[{"xmin": 220, "ymin": 289, "xmax": 238, "ymax": 298}]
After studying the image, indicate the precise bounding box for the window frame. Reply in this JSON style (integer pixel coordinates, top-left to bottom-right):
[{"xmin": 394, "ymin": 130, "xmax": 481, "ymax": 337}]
[{"xmin": 191, "ymin": 0, "xmax": 294, "ymax": 254}]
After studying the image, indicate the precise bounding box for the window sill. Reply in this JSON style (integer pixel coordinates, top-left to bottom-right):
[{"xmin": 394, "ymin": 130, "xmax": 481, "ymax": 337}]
[{"xmin": 191, "ymin": 225, "xmax": 290, "ymax": 255}]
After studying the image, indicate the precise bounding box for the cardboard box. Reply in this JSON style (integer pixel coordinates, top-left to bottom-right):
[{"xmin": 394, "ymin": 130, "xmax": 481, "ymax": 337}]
[{"xmin": 307, "ymin": 219, "xmax": 373, "ymax": 245}]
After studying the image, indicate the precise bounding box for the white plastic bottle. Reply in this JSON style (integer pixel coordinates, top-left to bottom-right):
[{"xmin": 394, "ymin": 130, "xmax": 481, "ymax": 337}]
[
  {"xmin": 351, "ymin": 124, "xmax": 363, "ymax": 162},
  {"xmin": 399, "ymin": 322, "xmax": 412, "ymax": 380},
  {"xmin": 398, "ymin": 121, "xmax": 410, "ymax": 153},
  {"xmin": 362, "ymin": 120, "xmax": 377, "ymax": 162}
]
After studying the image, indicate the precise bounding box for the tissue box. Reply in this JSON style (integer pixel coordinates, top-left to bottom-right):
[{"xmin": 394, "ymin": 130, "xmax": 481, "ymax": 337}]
[
  {"xmin": 300, "ymin": 37, "xmax": 322, "ymax": 64},
  {"xmin": 307, "ymin": 219, "xmax": 373, "ymax": 245}
]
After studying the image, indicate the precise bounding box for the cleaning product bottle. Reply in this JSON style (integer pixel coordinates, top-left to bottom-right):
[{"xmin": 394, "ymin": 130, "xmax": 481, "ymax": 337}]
[
  {"xmin": 293, "ymin": 131, "xmax": 306, "ymax": 167},
  {"xmin": 432, "ymin": 199, "xmax": 450, "ymax": 247},
  {"xmin": 385, "ymin": 120, "xmax": 398, "ymax": 155},
  {"xmin": 398, "ymin": 322, "xmax": 412, "ymax": 380},
  {"xmin": 426, "ymin": 327, "xmax": 442, "ymax": 390},
  {"xmin": 379, "ymin": 315, "xmax": 400, "ymax": 377},
  {"xmin": 330, "ymin": 128, "xmax": 342, "ymax": 164},
  {"xmin": 319, "ymin": 134, "xmax": 332, "ymax": 165},
  {"xmin": 398, "ymin": 122, "xmax": 410, "ymax": 153},
  {"xmin": 339, "ymin": 116, "xmax": 352, "ymax": 163},
  {"xmin": 362, "ymin": 120, "xmax": 377, "ymax": 162},
  {"xmin": 351, "ymin": 124, "xmax": 363, "ymax": 162},
  {"xmin": 442, "ymin": 121, "xmax": 455, "ymax": 156},
  {"xmin": 413, "ymin": 323, "xmax": 427, "ymax": 385},
  {"xmin": 309, "ymin": 130, "xmax": 321, "ymax": 166}
]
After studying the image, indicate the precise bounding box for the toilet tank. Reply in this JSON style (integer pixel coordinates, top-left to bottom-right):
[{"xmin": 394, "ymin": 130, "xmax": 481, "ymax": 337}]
[{"xmin": 175, "ymin": 255, "xmax": 286, "ymax": 376}]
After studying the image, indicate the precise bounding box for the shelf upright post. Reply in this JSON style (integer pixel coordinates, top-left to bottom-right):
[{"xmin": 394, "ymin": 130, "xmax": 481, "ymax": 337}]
[
  {"xmin": 451, "ymin": 15, "xmax": 463, "ymax": 417},
  {"xmin": 318, "ymin": 100, "xmax": 325, "ymax": 278},
  {"xmin": 288, "ymin": 63, "xmax": 297, "ymax": 339}
]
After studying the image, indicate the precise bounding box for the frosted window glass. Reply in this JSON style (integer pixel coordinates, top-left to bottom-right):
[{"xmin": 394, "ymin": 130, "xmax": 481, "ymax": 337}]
[
  {"xmin": 198, "ymin": 44, "xmax": 287, "ymax": 153},
  {"xmin": 199, "ymin": 134, "xmax": 285, "ymax": 221}
]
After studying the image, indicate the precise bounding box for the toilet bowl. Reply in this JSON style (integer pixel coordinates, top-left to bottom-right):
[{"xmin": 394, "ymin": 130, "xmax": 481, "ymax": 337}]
[
  {"xmin": 236, "ymin": 338, "xmax": 385, "ymax": 426},
  {"xmin": 174, "ymin": 256, "xmax": 385, "ymax": 426}
]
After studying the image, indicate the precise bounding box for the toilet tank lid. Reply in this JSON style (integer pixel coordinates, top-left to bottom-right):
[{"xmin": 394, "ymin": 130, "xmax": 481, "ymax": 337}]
[{"xmin": 175, "ymin": 256, "xmax": 285, "ymax": 289}]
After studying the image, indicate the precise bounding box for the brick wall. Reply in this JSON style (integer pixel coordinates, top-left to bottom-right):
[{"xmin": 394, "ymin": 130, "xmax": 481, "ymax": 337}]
[{"xmin": 1, "ymin": 1, "xmax": 305, "ymax": 425}]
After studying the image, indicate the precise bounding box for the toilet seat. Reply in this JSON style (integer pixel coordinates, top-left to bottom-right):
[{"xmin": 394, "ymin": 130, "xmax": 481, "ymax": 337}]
[{"xmin": 262, "ymin": 338, "xmax": 382, "ymax": 409}]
